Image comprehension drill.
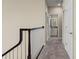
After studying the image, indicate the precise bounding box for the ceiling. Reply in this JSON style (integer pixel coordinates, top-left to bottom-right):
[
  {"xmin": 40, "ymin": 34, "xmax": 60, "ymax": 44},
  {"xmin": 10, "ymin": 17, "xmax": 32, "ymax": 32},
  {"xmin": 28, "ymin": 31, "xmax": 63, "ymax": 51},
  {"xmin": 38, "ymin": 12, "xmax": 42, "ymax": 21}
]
[{"xmin": 46, "ymin": 0, "xmax": 63, "ymax": 7}]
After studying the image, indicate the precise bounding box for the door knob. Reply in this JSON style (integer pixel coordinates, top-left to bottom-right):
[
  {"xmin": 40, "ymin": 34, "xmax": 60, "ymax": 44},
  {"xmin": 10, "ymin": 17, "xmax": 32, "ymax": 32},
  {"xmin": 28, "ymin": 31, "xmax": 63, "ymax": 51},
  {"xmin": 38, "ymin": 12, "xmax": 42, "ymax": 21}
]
[{"xmin": 69, "ymin": 32, "xmax": 72, "ymax": 34}]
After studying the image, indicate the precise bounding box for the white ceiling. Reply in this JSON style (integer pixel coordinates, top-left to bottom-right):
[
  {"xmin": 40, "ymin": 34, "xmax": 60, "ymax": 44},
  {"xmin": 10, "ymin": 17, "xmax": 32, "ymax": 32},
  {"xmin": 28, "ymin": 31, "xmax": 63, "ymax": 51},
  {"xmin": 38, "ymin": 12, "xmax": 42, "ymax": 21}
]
[{"xmin": 46, "ymin": 0, "xmax": 63, "ymax": 7}]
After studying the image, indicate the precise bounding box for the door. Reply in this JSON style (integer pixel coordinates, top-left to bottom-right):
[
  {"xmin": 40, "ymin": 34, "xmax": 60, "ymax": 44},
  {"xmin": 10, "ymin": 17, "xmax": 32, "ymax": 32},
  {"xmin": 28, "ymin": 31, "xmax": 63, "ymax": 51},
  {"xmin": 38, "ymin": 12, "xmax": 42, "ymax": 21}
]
[
  {"xmin": 50, "ymin": 15, "xmax": 58, "ymax": 37},
  {"xmin": 64, "ymin": 10, "xmax": 73, "ymax": 59},
  {"xmin": 62, "ymin": 0, "xmax": 73, "ymax": 58},
  {"xmin": 63, "ymin": 10, "xmax": 73, "ymax": 59}
]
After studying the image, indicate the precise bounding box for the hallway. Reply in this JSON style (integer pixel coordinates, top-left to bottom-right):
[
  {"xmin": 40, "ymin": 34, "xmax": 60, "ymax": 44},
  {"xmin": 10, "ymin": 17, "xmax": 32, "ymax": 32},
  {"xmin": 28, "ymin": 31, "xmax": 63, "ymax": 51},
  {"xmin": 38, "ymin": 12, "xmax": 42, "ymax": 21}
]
[
  {"xmin": 2, "ymin": 0, "xmax": 74, "ymax": 59},
  {"xmin": 38, "ymin": 38, "xmax": 70, "ymax": 59}
]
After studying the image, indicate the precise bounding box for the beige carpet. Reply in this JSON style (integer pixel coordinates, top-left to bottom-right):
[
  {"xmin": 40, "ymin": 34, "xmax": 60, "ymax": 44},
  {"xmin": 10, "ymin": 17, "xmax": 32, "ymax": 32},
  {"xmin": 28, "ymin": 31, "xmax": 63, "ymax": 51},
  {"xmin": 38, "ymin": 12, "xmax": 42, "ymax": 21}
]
[{"xmin": 38, "ymin": 38, "xmax": 70, "ymax": 59}]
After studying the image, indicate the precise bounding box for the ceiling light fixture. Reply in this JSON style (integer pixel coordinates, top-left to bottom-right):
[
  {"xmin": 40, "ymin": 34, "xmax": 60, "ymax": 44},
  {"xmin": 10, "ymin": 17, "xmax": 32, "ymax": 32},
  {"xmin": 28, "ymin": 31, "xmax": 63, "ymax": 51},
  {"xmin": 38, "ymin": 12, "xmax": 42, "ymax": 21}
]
[{"xmin": 58, "ymin": 3, "xmax": 61, "ymax": 6}]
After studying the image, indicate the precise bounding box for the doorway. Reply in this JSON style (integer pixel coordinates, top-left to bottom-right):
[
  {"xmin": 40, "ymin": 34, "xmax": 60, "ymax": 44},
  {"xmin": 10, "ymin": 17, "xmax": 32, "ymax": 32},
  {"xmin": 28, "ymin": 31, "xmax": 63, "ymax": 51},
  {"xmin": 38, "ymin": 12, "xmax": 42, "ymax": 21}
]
[
  {"xmin": 50, "ymin": 14, "xmax": 58, "ymax": 37},
  {"xmin": 45, "ymin": 6, "xmax": 63, "ymax": 41}
]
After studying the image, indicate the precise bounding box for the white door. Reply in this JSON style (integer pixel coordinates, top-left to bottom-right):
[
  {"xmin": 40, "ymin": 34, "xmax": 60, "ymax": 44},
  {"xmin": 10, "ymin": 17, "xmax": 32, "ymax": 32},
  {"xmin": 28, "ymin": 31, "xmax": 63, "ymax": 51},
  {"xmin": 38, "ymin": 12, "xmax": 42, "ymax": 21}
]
[
  {"xmin": 63, "ymin": 10, "xmax": 73, "ymax": 59},
  {"xmin": 62, "ymin": 0, "xmax": 73, "ymax": 58}
]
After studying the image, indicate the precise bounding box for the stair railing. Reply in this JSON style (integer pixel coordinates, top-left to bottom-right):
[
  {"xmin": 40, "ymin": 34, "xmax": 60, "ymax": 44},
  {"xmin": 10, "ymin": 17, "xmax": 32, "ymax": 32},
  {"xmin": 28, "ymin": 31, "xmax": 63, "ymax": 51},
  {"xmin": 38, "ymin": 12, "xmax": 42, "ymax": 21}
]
[{"xmin": 2, "ymin": 26, "xmax": 44, "ymax": 59}]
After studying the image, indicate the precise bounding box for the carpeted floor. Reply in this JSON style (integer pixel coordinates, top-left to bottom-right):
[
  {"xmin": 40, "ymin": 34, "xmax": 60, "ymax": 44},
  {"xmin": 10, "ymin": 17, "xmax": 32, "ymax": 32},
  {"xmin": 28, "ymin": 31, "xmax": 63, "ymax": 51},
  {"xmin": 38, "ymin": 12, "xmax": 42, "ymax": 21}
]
[{"xmin": 38, "ymin": 38, "xmax": 70, "ymax": 59}]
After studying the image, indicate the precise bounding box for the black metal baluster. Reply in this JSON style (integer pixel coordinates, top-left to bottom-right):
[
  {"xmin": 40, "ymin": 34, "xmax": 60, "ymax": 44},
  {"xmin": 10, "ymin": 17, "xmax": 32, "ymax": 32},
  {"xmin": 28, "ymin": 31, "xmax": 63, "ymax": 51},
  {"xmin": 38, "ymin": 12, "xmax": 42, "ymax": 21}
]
[
  {"xmin": 28, "ymin": 30, "xmax": 31, "ymax": 59},
  {"xmin": 20, "ymin": 30, "xmax": 23, "ymax": 59}
]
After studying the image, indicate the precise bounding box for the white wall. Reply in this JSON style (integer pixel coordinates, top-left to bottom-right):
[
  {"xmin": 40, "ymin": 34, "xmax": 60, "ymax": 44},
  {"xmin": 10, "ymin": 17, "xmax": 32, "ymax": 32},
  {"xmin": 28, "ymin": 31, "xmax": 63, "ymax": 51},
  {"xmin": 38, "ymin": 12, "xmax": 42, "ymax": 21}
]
[
  {"xmin": 31, "ymin": 29, "xmax": 45, "ymax": 59},
  {"xmin": 2, "ymin": 0, "xmax": 45, "ymax": 54},
  {"xmin": 45, "ymin": 2, "xmax": 51, "ymax": 42},
  {"xmin": 48, "ymin": 7, "xmax": 63, "ymax": 38},
  {"xmin": 62, "ymin": 0, "xmax": 73, "ymax": 59}
]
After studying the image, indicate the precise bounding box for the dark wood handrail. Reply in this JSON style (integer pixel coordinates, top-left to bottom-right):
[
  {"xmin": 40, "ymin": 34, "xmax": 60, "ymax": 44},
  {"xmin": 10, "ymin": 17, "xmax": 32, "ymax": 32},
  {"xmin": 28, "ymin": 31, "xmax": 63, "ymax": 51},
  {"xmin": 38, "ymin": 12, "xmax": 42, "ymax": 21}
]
[
  {"xmin": 36, "ymin": 45, "xmax": 44, "ymax": 59},
  {"xmin": 19, "ymin": 26, "xmax": 44, "ymax": 31},
  {"xmin": 2, "ymin": 26, "xmax": 44, "ymax": 59},
  {"xmin": 2, "ymin": 29, "xmax": 23, "ymax": 56}
]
